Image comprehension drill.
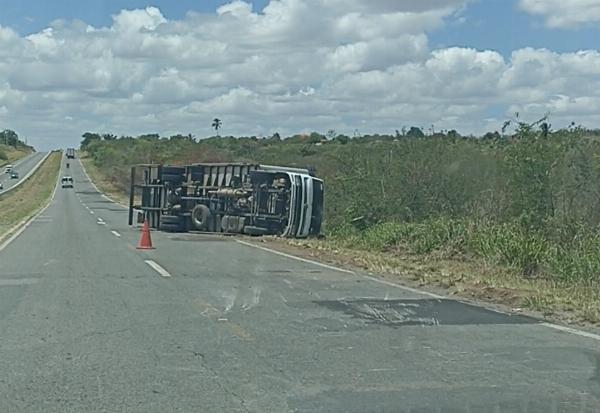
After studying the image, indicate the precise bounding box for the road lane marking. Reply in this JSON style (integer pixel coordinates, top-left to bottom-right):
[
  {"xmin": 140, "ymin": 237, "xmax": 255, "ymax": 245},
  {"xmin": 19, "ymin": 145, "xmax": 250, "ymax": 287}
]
[
  {"xmin": 236, "ymin": 239, "xmax": 443, "ymax": 299},
  {"xmin": 90, "ymin": 211, "xmax": 94, "ymax": 214},
  {"xmin": 235, "ymin": 239, "xmax": 355, "ymax": 274},
  {"xmin": 111, "ymin": 231, "xmax": 121, "ymax": 237},
  {"xmin": 144, "ymin": 260, "xmax": 172, "ymax": 278},
  {"xmin": 362, "ymin": 275, "xmax": 443, "ymax": 299},
  {"xmin": 0, "ymin": 278, "xmax": 39, "ymax": 287},
  {"xmin": 78, "ymin": 158, "xmax": 128, "ymax": 209},
  {"xmin": 235, "ymin": 240, "xmax": 600, "ymax": 343},
  {"xmin": 540, "ymin": 322, "xmax": 600, "ymax": 342},
  {"xmin": 0, "ymin": 165, "xmax": 60, "ymax": 252}
]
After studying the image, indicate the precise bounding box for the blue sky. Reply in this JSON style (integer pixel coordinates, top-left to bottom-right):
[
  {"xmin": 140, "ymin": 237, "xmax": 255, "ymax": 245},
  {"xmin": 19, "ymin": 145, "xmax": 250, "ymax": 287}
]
[
  {"xmin": 1, "ymin": 0, "xmax": 598, "ymax": 57},
  {"xmin": 0, "ymin": 0, "xmax": 268, "ymax": 33},
  {"xmin": 431, "ymin": 0, "xmax": 600, "ymax": 56},
  {"xmin": 1, "ymin": 0, "xmax": 600, "ymax": 149}
]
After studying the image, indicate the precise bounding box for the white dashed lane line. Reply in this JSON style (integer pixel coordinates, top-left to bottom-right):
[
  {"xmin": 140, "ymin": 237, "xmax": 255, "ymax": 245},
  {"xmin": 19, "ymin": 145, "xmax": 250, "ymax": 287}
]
[
  {"xmin": 111, "ymin": 231, "xmax": 121, "ymax": 238},
  {"xmin": 144, "ymin": 260, "xmax": 172, "ymax": 278}
]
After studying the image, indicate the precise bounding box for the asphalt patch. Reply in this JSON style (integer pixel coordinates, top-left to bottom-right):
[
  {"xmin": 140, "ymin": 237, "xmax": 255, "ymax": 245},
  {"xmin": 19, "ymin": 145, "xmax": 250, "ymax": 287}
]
[{"xmin": 316, "ymin": 298, "xmax": 538, "ymax": 327}]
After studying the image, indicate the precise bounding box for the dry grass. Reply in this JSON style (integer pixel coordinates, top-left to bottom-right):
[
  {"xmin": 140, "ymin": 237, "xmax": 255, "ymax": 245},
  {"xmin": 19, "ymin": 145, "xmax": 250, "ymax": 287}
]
[
  {"xmin": 0, "ymin": 144, "xmax": 32, "ymax": 166},
  {"xmin": 268, "ymin": 238, "xmax": 600, "ymax": 326},
  {"xmin": 79, "ymin": 152, "xmax": 129, "ymax": 205},
  {"xmin": 0, "ymin": 152, "xmax": 61, "ymax": 239}
]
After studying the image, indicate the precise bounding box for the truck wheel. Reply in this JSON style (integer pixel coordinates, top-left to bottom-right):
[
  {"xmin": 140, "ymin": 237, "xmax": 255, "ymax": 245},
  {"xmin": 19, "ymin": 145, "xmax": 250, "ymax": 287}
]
[
  {"xmin": 160, "ymin": 215, "xmax": 181, "ymax": 225},
  {"xmin": 159, "ymin": 215, "xmax": 184, "ymax": 232},
  {"xmin": 191, "ymin": 204, "xmax": 211, "ymax": 231}
]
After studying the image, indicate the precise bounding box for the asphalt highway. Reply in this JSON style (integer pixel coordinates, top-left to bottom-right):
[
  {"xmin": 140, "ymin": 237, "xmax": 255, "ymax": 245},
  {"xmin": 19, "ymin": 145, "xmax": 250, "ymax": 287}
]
[
  {"xmin": 0, "ymin": 156, "xmax": 599, "ymax": 412},
  {"xmin": 0, "ymin": 152, "xmax": 48, "ymax": 195}
]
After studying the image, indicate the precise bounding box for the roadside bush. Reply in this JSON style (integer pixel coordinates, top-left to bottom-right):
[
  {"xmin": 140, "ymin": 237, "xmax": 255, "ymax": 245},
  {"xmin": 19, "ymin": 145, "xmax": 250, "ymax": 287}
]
[{"xmin": 83, "ymin": 128, "xmax": 600, "ymax": 284}]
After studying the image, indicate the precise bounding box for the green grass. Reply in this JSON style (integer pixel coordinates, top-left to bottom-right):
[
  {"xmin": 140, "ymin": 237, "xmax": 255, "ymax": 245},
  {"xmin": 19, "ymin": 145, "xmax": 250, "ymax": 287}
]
[
  {"xmin": 79, "ymin": 152, "xmax": 130, "ymax": 205},
  {"xmin": 0, "ymin": 152, "xmax": 61, "ymax": 239}
]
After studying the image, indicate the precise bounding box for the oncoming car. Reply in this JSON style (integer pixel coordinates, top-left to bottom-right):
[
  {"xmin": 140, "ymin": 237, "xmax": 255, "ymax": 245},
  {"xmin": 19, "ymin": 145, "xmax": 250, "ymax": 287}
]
[
  {"xmin": 10, "ymin": 171, "xmax": 19, "ymax": 179},
  {"xmin": 61, "ymin": 176, "xmax": 74, "ymax": 188}
]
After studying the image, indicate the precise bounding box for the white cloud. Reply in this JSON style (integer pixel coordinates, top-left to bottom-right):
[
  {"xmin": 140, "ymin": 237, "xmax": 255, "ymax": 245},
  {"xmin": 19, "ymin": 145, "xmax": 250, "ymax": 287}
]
[
  {"xmin": 519, "ymin": 0, "xmax": 600, "ymax": 28},
  {"xmin": 0, "ymin": 2, "xmax": 600, "ymax": 149}
]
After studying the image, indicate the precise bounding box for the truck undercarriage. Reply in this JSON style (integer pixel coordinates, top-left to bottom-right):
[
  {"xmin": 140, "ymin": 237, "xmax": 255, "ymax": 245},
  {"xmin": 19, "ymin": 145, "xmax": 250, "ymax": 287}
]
[{"xmin": 128, "ymin": 163, "xmax": 323, "ymax": 238}]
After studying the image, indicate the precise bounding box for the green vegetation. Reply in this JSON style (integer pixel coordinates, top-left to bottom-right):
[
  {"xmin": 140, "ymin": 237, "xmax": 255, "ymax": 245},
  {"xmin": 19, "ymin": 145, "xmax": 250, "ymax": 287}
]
[
  {"xmin": 0, "ymin": 129, "xmax": 34, "ymax": 166},
  {"xmin": 81, "ymin": 124, "xmax": 600, "ymax": 323},
  {"xmin": 0, "ymin": 152, "xmax": 61, "ymax": 239}
]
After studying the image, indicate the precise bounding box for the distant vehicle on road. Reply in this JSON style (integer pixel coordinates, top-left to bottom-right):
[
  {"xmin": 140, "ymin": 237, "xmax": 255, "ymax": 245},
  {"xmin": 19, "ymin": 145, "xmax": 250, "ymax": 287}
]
[
  {"xmin": 61, "ymin": 176, "xmax": 74, "ymax": 188},
  {"xmin": 130, "ymin": 163, "xmax": 323, "ymax": 238},
  {"xmin": 66, "ymin": 148, "xmax": 75, "ymax": 159},
  {"xmin": 10, "ymin": 171, "xmax": 19, "ymax": 179},
  {"xmin": 4, "ymin": 165, "xmax": 13, "ymax": 174},
  {"xmin": 0, "ymin": 182, "xmax": 3, "ymax": 190}
]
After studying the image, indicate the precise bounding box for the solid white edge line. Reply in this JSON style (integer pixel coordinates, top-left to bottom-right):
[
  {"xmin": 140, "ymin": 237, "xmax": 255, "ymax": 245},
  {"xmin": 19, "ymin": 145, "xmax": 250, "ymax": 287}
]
[
  {"xmin": 111, "ymin": 230, "xmax": 121, "ymax": 237},
  {"xmin": 0, "ymin": 158, "xmax": 60, "ymax": 253},
  {"xmin": 144, "ymin": 260, "xmax": 172, "ymax": 278},
  {"xmin": 78, "ymin": 157, "xmax": 128, "ymax": 209},
  {"xmin": 235, "ymin": 239, "xmax": 600, "ymax": 342},
  {"xmin": 361, "ymin": 275, "xmax": 444, "ymax": 299},
  {"xmin": 540, "ymin": 322, "xmax": 600, "ymax": 342},
  {"xmin": 235, "ymin": 239, "xmax": 355, "ymax": 275},
  {"xmin": 235, "ymin": 239, "xmax": 442, "ymax": 299}
]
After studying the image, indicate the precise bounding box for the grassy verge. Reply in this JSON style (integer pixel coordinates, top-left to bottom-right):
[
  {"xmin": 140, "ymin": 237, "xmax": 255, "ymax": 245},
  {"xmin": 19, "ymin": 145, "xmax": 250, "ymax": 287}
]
[
  {"xmin": 0, "ymin": 144, "xmax": 32, "ymax": 167},
  {"xmin": 0, "ymin": 152, "xmax": 61, "ymax": 239},
  {"xmin": 263, "ymin": 222, "xmax": 600, "ymax": 326},
  {"xmin": 79, "ymin": 152, "xmax": 130, "ymax": 205}
]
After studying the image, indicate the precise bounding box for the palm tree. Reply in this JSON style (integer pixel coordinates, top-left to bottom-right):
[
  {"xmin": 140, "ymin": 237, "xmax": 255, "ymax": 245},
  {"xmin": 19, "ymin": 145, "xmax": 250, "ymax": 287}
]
[{"xmin": 212, "ymin": 118, "xmax": 222, "ymax": 137}]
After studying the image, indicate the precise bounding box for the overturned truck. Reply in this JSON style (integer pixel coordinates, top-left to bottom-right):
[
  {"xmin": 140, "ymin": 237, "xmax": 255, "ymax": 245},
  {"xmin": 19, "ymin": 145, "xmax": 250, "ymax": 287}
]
[{"xmin": 129, "ymin": 163, "xmax": 324, "ymax": 238}]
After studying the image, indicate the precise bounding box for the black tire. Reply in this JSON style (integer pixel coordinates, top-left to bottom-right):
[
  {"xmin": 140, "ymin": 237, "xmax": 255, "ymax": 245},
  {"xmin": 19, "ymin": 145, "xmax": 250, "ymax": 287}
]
[
  {"xmin": 191, "ymin": 204, "xmax": 211, "ymax": 231},
  {"xmin": 159, "ymin": 215, "xmax": 184, "ymax": 232},
  {"xmin": 162, "ymin": 173, "xmax": 184, "ymax": 184},
  {"xmin": 160, "ymin": 215, "xmax": 181, "ymax": 225},
  {"xmin": 243, "ymin": 226, "xmax": 268, "ymax": 236}
]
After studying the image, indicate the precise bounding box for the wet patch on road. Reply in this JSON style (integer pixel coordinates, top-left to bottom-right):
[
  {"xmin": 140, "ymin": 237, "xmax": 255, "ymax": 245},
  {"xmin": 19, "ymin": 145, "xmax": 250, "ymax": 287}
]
[{"xmin": 316, "ymin": 298, "xmax": 538, "ymax": 327}]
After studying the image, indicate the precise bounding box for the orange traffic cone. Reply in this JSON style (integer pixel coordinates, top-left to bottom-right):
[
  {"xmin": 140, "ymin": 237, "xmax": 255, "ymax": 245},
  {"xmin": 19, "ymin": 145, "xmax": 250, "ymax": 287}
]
[{"xmin": 137, "ymin": 219, "xmax": 155, "ymax": 250}]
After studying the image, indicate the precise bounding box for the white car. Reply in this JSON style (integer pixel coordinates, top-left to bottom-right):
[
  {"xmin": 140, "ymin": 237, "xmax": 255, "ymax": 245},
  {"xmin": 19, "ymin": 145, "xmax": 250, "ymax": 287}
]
[
  {"xmin": 61, "ymin": 176, "xmax": 74, "ymax": 188},
  {"xmin": 5, "ymin": 165, "xmax": 13, "ymax": 174}
]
